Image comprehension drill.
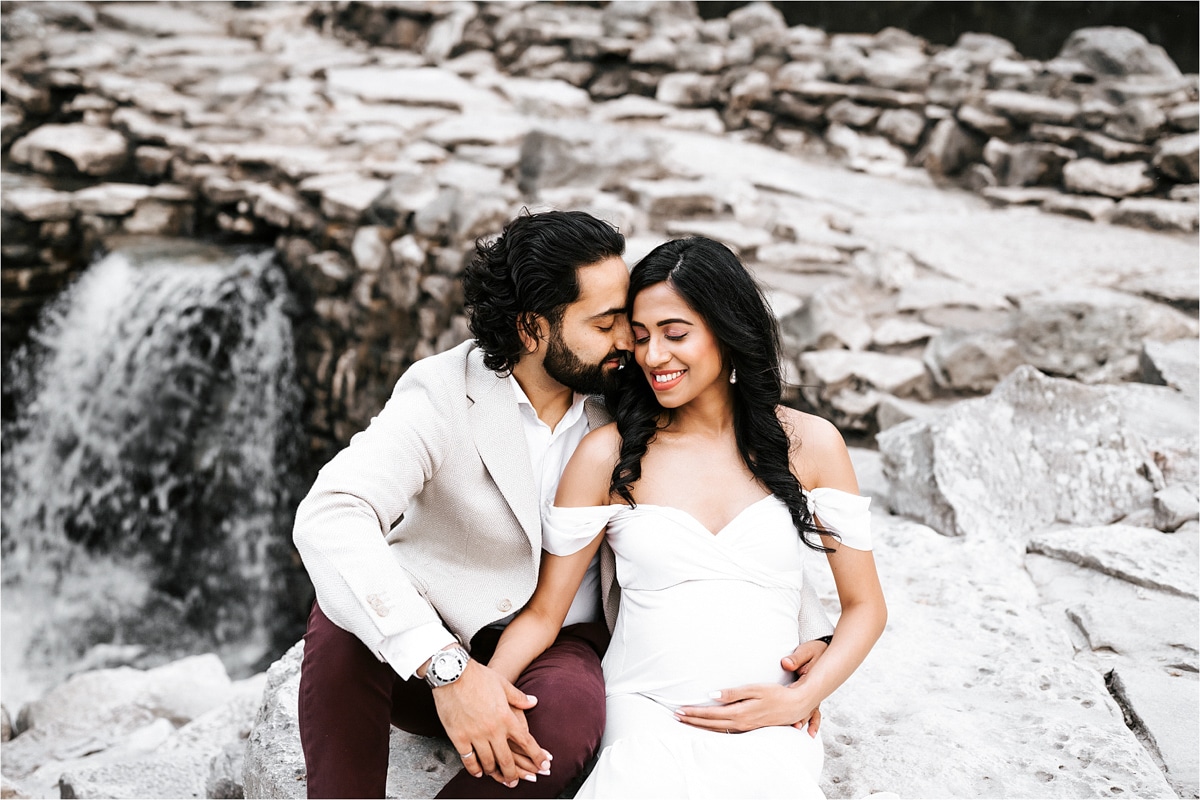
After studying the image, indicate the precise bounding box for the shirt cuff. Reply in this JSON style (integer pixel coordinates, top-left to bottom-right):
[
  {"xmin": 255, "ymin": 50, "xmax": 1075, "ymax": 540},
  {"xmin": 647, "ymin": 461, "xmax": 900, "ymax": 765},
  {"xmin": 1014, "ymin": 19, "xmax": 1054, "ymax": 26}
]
[{"xmin": 378, "ymin": 623, "xmax": 459, "ymax": 680}]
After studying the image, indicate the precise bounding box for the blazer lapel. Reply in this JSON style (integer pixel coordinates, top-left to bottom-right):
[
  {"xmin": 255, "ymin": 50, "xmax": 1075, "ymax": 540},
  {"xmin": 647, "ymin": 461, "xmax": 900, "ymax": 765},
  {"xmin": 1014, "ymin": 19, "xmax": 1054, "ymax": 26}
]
[{"xmin": 466, "ymin": 353, "xmax": 540, "ymax": 546}]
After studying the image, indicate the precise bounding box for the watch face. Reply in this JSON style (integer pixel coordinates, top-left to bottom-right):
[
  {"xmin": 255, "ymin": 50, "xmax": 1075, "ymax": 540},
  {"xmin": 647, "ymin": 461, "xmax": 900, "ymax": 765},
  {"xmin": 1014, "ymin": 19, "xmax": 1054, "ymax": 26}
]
[{"xmin": 432, "ymin": 649, "xmax": 466, "ymax": 682}]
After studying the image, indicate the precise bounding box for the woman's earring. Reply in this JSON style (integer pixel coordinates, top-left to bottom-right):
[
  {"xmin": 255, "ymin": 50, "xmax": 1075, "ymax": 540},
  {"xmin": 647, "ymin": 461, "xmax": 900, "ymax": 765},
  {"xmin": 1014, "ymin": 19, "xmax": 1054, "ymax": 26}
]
[{"xmin": 729, "ymin": 368, "xmax": 737, "ymax": 384}]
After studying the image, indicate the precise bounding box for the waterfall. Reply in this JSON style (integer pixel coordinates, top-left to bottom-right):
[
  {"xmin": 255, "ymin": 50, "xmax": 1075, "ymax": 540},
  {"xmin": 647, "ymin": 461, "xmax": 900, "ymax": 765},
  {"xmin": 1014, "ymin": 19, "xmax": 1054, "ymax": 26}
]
[{"xmin": 1, "ymin": 239, "xmax": 306, "ymax": 710}]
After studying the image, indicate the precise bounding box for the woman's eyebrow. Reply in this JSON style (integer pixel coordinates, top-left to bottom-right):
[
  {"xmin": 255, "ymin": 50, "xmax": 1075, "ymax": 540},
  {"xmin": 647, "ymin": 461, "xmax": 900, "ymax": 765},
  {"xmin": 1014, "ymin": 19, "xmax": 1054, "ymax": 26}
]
[{"xmin": 630, "ymin": 317, "xmax": 692, "ymax": 328}]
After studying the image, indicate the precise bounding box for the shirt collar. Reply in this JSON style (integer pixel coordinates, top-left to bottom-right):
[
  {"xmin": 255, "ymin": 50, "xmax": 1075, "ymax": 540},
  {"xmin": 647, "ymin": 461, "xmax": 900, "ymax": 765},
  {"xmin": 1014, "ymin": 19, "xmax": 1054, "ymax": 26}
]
[{"xmin": 508, "ymin": 375, "xmax": 588, "ymax": 432}]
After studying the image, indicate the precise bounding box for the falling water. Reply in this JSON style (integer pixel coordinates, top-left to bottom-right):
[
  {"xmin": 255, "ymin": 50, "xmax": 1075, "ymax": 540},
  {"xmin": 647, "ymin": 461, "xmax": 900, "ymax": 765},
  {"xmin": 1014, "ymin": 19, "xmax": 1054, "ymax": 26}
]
[{"xmin": 1, "ymin": 239, "xmax": 306, "ymax": 710}]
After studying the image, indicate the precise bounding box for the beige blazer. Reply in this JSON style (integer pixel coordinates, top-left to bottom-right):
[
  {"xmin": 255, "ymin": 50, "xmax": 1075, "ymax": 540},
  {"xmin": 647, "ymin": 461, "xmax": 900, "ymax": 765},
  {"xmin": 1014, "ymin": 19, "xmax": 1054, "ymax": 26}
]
[{"xmin": 294, "ymin": 340, "xmax": 831, "ymax": 665}]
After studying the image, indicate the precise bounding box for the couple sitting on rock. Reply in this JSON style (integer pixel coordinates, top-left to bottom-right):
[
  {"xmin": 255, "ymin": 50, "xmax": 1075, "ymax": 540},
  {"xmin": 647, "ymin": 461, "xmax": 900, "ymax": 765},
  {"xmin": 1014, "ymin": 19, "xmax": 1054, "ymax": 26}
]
[{"xmin": 293, "ymin": 210, "xmax": 887, "ymax": 799}]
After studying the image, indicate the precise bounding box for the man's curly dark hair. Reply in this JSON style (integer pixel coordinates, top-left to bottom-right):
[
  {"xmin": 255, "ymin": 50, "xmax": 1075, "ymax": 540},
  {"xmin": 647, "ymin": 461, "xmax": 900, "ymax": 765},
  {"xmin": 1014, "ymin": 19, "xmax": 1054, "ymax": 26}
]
[{"xmin": 463, "ymin": 210, "xmax": 625, "ymax": 375}]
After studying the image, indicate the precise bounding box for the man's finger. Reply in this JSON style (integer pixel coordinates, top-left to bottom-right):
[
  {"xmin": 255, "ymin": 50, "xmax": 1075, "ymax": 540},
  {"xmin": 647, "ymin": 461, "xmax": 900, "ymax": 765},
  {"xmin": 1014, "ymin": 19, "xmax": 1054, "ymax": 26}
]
[
  {"xmin": 504, "ymin": 683, "xmax": 538, "ymax": 710},
  {"xmin": 451, "ymin": 738, "xmax": 484, "ymax": 778}
]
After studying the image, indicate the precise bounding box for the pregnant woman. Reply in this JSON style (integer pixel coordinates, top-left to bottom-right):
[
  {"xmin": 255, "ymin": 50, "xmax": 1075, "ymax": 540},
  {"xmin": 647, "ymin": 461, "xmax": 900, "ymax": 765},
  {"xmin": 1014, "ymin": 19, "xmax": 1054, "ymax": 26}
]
[{"xmin": 490, "ymin": 236, "xmax": 887, "ymax": 798}]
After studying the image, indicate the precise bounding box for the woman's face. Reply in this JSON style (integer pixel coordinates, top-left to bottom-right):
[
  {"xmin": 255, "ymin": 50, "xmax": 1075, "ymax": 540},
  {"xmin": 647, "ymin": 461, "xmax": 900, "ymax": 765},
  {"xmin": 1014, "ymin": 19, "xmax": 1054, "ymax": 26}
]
[{"xmin": 630, "ymin": 281, "xmax": 728, "ymax": 409}]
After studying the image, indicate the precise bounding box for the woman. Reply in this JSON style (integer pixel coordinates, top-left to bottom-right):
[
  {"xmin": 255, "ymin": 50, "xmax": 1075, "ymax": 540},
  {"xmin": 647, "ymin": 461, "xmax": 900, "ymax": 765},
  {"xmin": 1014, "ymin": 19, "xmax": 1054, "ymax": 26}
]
[{"xmin": 490, "ymin": 237, "xmax": 887, "ymax": 798}]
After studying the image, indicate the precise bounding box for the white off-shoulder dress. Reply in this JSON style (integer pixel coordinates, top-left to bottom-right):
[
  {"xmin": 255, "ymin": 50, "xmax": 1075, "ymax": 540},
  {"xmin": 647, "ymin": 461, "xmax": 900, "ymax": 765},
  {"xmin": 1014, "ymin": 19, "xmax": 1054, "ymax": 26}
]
[{"xmin": 542, "ymin": 488, "xmax": 873, "ymax": 799}]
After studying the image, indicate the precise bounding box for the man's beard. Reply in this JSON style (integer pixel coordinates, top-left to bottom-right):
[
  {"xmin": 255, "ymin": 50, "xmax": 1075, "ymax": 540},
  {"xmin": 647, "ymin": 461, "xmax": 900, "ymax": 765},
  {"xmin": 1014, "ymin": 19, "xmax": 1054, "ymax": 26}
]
[{"xmin": 543, "ymin": 325, "xmax": 623, "ymax": 396}]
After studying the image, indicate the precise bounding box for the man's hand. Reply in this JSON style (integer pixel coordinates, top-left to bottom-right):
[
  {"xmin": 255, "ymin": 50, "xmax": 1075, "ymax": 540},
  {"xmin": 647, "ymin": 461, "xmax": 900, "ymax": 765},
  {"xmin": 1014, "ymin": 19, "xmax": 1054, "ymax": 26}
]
[
  {"xmin": 430, "ymin": 660, "xmax": 552, "ymax": 787},
  {"xmin": 782, "ymin": 639, "xmax": 828, "ymax": 736}
]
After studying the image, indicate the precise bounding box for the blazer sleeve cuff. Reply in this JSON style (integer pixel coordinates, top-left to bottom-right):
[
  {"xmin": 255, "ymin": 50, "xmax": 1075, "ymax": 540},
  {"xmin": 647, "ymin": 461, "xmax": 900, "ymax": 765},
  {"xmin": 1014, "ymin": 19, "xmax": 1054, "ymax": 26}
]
[{"xmin": 378, "ymin": 622, "xmax": 460, "ymax": 680}]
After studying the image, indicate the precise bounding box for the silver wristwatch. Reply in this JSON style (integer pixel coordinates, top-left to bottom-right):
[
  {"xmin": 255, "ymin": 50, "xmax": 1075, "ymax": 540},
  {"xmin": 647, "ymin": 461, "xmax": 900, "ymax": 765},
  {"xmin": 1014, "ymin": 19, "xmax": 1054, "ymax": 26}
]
[{"xmin": 424, "ymin": 645, "xmax": 470, "ymax": 688}]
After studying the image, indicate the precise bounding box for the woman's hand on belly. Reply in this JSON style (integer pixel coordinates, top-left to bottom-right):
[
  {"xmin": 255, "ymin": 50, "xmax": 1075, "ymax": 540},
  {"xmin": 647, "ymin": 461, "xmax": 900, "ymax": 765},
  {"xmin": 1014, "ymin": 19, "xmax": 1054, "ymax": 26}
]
[{"xmin": 675, "ymin": 681, "xmax": 820, "ymax": 735}]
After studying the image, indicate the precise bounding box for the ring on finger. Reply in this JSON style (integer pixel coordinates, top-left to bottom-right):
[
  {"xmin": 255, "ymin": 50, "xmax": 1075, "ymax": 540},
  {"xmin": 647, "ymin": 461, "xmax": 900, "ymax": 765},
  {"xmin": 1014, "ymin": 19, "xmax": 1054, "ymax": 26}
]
[{"xmin": 459, "ymin": 750, "xmax": 475, "ymax": 759}]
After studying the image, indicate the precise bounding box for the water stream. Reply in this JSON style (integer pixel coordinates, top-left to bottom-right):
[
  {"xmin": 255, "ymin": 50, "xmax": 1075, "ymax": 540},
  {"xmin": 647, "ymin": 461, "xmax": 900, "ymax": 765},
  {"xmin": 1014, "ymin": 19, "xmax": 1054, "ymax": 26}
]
[{"xmin": 1, "ymin": 238, "xmax": 306, "ymax": 711}]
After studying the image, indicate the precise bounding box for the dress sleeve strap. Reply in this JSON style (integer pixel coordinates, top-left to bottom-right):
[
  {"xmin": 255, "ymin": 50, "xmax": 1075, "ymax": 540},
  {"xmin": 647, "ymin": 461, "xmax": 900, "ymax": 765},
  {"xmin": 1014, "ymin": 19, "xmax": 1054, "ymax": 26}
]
[
  {"xmin": 806, "ymin": 488, "xmax": 873, "ymax": 551},
  {"xmin": 541, "ymin": 504, "xmax": 621, "ymax": 556}
]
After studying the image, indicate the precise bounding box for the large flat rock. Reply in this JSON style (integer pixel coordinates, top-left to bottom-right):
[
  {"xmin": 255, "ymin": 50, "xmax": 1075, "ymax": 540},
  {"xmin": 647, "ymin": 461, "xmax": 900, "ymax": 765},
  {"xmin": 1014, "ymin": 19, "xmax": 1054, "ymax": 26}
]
[
  {"xmin": 1107, "ymin": 667, "xmax": 1199, "ymax": 799},
  {"xmin": 813, "ymin": 513, "xmax": 1174, "ymax": 798},
  {"xmin": 879, "ymin": 366, "xmax": 1198, "ymax": 538},
  {"xmin": 1028, "ymin": 524, "xmax": 1199, "ymax": 599}
]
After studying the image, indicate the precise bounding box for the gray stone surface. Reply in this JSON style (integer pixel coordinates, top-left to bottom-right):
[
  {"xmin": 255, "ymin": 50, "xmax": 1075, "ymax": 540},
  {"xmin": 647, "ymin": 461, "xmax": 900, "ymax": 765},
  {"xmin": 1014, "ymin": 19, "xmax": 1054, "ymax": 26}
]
[
  {"xmin": 1111, "ymin": 197, "xmax": 1200, "ymax": 233},
  {"xmin": 1063, "ymin": 157, "xmax": 1157, "ymax": 197},
  {"xmin": 1153, "ymin": 484, "xmax": 1200, "ymax": 532},
  {"xmin": 923, "ymin": 328, "xmax": 1023, "ymax": 393},
  {"xmin": 1107, "ymin": 667, "xmax": 1199, "ymax": 798},
  {"xmin": 813, "ymin": 513, "xmax": 1176, "ymax": 799},
  {"xmin": 879, "ymin": 366, "xmax": 1198, "ymax": 538},
  {"xmin": 1012, "ymin": 286, "xmax": 1197, "ymax": 383},
  {"xmin": 1140, "ymin": 337, "xmax": 1200, "ymax": 400},
  {"xmin": 1058, "ymin": 26, "xmax": 1183, "ymax": 78},
  {"xmin": 1027, "ymin": 524, "xmax": 1199, "ymax": 599},
  {"xmin": 10, "ymin": 123, "xmax": 128, "ymax": 176}
]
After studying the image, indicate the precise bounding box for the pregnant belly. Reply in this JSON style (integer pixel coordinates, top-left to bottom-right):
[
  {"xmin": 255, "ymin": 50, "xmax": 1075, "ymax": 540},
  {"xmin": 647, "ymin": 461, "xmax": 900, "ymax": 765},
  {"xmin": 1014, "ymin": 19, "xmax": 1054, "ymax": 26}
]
[{"xmin": 603, "ymin": 579, "xmax": 801, "ymax": 708}]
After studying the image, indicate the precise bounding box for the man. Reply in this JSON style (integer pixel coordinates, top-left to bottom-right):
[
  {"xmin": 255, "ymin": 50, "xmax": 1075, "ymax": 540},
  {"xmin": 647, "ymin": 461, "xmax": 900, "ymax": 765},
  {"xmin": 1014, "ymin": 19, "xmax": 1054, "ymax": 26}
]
[{"xmin": 294, "ymin": 210, "xmax": 833, "ymax": 799}]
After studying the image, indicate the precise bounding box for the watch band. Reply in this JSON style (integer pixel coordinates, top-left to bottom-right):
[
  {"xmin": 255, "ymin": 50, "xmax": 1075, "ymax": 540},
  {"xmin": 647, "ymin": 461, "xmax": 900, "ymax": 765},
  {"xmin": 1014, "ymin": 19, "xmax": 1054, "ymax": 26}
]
[{"xmin": 424, "ymin": 645, "xmax": 469, "ymax": 688}]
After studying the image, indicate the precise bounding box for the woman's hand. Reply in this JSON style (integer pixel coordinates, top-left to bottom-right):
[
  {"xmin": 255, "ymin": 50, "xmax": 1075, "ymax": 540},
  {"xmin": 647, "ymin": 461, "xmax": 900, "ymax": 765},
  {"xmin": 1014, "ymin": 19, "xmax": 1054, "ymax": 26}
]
[{"xmin": 675, "ymin": 682, "xmax": 820, "ymax": 736}]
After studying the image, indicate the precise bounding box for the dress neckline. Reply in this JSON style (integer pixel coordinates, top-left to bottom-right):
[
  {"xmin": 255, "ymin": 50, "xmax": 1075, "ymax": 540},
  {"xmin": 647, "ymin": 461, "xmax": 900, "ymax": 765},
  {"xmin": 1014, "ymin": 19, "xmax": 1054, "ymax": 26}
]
[{"xmin": 633, "ymin": 494, "xmax": 782, "ymax": 537}]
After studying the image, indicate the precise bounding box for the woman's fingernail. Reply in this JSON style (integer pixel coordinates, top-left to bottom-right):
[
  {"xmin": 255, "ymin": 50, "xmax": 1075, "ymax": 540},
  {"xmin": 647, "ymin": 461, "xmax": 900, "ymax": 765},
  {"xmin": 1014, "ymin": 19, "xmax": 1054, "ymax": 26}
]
[
  {"xmin": 526, "ymin": 694, "xmax": 537, "ymax": 703},
  {"xmin": 708, "ymin": 691, "xmax": 722, "ymax": 699},
  {"xmin": 506, "ymin": 781, "xmax": 519, "ymax": 789},
  {"xmin": 538, "ymin": 769, "xmax": 551, "ymax": 776},
  {"xmin": 522, "ymin": 775, "xmax": 537, "ymax": 783}
]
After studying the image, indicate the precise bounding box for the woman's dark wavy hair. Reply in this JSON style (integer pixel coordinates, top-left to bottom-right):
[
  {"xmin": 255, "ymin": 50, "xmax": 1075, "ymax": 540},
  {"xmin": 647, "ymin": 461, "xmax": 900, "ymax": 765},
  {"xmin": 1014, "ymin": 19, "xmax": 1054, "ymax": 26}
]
[
  {"xmin": 608, "ymin": 237, "xmax": 830, "ymax": 552},
  {"xmin": 463, "ymin": 210, "xmax": 625, "ymax": 374}
]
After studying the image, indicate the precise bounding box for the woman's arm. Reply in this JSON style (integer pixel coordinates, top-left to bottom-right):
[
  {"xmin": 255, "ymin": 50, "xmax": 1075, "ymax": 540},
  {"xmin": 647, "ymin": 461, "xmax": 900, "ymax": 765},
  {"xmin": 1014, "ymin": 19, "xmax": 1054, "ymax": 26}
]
[{"xmin": 488, "ymin": 425, "xmax": 621, "ymax": 684}]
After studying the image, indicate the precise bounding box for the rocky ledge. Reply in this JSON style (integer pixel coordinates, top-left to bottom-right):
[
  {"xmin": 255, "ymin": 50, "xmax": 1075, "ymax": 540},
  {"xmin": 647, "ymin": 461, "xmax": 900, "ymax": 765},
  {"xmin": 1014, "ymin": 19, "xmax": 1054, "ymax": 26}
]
[{"xmin": 1, "ymin": 2, "xmax": 1196, "ymax": 799}]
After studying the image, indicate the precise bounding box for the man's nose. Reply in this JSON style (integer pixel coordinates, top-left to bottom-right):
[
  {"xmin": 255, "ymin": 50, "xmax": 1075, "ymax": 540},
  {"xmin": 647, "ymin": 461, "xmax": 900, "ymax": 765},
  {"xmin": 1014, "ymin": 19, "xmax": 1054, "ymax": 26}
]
[{"xmin": 613, "ymin": 315, "xmax": 633, "ymax": 352}]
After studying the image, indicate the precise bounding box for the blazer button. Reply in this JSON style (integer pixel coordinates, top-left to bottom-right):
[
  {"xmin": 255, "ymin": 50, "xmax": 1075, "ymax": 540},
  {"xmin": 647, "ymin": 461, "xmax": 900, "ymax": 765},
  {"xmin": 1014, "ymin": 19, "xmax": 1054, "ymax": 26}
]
[
  {"xmin": 367, "ymin": 593, "xmax": 389, "ymax": 617},
  {"xmin": 497, "ymin": 598, "xmax": 512, "ymax": 613}
]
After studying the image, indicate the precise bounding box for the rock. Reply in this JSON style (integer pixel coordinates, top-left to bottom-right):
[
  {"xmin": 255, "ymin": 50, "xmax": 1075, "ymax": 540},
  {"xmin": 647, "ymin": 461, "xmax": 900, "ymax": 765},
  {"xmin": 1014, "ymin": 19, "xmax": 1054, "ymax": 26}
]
[
  {"xmin": 1106, "ymin": 667, "xmax": 1199, "ymax": 799},
  {"xmin": 1104, "ymin": 98, "xmax": 1168, "ymax": 143},
  {"xmin": 984, "ymin": 90, "xmax": 1080, "ymax": 126},
  {"xmin": 1167, "ymin": 102, "xmax": 1200, "ymax": 132},
  {"xmin": 1058, "ymin": 27, "xmax": 1183, "ymax": 79},
  {"xmin": 797, "ymin": 349, "xmax": 929, "ymax": 432},
  {"xmin": 496, "ymin": 77, "xmax": 591, "ymax": 118},
  {"xmin": 2, "ymin": 704, "xmax": 10, "ymax": 742},
  {"xmin": 319, "ymin": 178, "xmax": 389, "ymax": 224},
  {"xmin": 923, "ymin": 328, "xmax": 1023, "ymax": 393},
  {"xmin": 955, "ymin": 104, "xmax": 1013, "ymax": 138},
  {"xmin": 1140, "ymin": 338, "xmax": 1199, "ymax": 400},
  {"xmin": 781, "ymin": 280, "xmax": 873, "ymax": 351},
  {"xmin": 1152, "ymin": 133, "xmax": 1199, "ymax": 182},
  {"xmin": 1168, "ymin": 183, "xmax": 1199, "ymax": 203},
  {"xmin": 826, "ymin": 99, "xmax": 880, "ymax": 129},
  {"xmin": 879, "ymin": 366, "xmax": 1197, "ymax": 538},
  {"xmin": 1012, "ymin": 287, "xmax": 1197, "ymax": 383},
  {"xmin": 1111, "ymin": 197, "xmax": 1200, "ymax": 232},
  {"xmin": 1041, "ymin": 192, "xmax": 1116, "ymax": 222},
  {"xmin": 243, "ymin": 642, "xmax": 459, "ymax": 800},
  {"xmin": 920, "ymin": 117, "xmax": 984, "ymax": 176},
  {"xmin": 655, "ymin": 72, "xmax": 718, "ymax": 107},
  {"xmin": 895, "ymin": 277, "xmax": 1012, "ymax": 312},
  {"xmin": 999, "ymin": 142, "xmax": 1076, "ymax": 186},
  {"xmin": 10, "ymin": 124, "xmax": 128, "ymax": 177},
  {"xmin": 626, "ymin": 177, "xmax": 724, "ymax": 219},
  {"xmin": 58, "ymin": 751, "xmax": 210, "ymax": 799},
  {"xmin": 1063, "ymin": 158, "xmax": 1156, "ymax": 198},
  {"xmin": 874, "ymin": 394, "xmax": 948, "ymax": 432},
  {"xmin": 817, "ymin": 513, "xmax": 1175, "ymax": 799},
  {"xmin": 1153, "ymin": 484, "xmax": 1200, "ymax": 532},
  {"xmin": 662, "ymin": 219, "xmax": 771, "ymax": 255},
  {"xmin": 352, "ymin": 226, "xmax": 392, "ymax": 273},
  {"xmin": 325, "ymin": 67, "xmax": 498, "ymax": 112},
  {"xmin": 870, "ymin": 318, "xmax": 939, "ymax": 348},
  {"xmin": 422, "ymin": 114, "xmax": 531, "ymax": 149},
  {"xmin": 1027, "ymin": 524, "xmax": 1198, "ymax": 599},
  {"xmin": 2, "ymin": 655, "xmax": 234, "ymax": 786},
  {"xmin": 874, "ymin": 107, "xmax": 925, "ymax": 147},
  {"xmin": 1, "ymin": 186, "xmax": 76, "ymax": 221},
  {"xmin": 516, "ymin": 121, "xmax": 666, "ymax": 196}
]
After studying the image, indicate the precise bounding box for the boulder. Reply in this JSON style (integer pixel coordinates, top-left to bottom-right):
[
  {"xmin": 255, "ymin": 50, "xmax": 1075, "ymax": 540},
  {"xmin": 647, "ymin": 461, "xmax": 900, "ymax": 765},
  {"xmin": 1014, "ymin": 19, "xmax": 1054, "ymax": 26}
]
[
  {"xmin": 1140, "ymin": 337, "xmax": 1199, "ymax": 400},
  {"xmin": 781, "ymin": 280, "xmax": 873, "ymax": 351},
  {"xmin": 1153, "ymin": 133, "xmax": 1200, "ymax": 182},
  {"xmin": 1062, "ymin": 158, "xmax": 1156, "ymax": 198},
  {"xmin": 796, "ymin": 349, "xmax": 929, "ymax": 432},
  {"xmin": 1012, "ymin": 287, "xmax": 1197, "ymax": 383},
  {"xmin": 324, "ymin": 67, "xmax": 500, "ymax": 112},
  {"xmin": 1104, "ymin": 98, "xmax": 1168, "ymax": 144},
  {"xmin": 920, "ymin": 117, "xmax": 983, "ymax": 176},
  {"xmin": 243, "ymin": 642, "xmax": 460, "ymax": 800},
  {"xmin": 879, "ymin": 366, "xmax": 1198, "ymax": 538},
  {"xmin": 10, "ymin": 124, "xmax": 128, "ymax": 177},
  {"xmin": 1027, "ymin": 525, "xmax": 1198, "ymax": 599},
  {"xmin": 1106, "ymin": 667, "xmax": 1199, "ymax": 798},
  {"xmin": 874, "ymin": 108, "xmax": 925, "ymax": 147},
  {"xmin": 1058, "ymin": 27, "xmax": 1183, "ymax": 79},
  {"xmin": 923, "ymin": 328, "xmax": 1023, "ymax": 393},
  {"xmin": 815, "ymin": 513, "xmax": 1175, "ymax": 799},
  {"xmin": 983, "ymin": 90, "xmax": 1080, "ymax": 126},
  {"xmin": 1153, "ymin": 484, "xmax": 1200, "ymax": 533},
  {"xmin": 1111, "ymin": 197, "xmax": 1200, "ymax": 233},
  {"xmin": 516, "ymin": 121, "xmax": 667, "ymax": 196}
]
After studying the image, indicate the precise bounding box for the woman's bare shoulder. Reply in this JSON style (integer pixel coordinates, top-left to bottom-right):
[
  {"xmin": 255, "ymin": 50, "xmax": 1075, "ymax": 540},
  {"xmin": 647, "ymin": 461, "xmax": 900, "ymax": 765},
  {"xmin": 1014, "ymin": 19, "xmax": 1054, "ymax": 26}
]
[{"xmin": 777, "ymin": 406, "xmax": 857, "ymax": 492}]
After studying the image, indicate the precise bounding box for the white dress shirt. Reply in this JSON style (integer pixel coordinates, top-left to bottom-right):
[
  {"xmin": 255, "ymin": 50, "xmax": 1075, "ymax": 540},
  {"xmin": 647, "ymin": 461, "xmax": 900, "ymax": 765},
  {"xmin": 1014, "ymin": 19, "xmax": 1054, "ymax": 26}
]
[{"xmin": 378, "ymin": 375, "xmax": 601, "ymax": 678}]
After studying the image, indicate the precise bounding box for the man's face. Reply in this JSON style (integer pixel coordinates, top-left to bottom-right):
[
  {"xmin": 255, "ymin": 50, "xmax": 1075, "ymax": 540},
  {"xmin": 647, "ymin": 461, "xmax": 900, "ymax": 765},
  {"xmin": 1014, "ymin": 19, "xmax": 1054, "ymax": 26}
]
[{"xmin": 542, "ymin": 256, "xmax": 631, "ymax": 395}]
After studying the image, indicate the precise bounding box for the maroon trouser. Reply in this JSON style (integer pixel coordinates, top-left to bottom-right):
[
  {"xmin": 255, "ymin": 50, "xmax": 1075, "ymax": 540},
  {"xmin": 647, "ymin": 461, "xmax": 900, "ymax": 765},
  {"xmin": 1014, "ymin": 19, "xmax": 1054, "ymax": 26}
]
[{"xmin": 299, "ymin": 602, "xmax": 608, "ymax": 799}]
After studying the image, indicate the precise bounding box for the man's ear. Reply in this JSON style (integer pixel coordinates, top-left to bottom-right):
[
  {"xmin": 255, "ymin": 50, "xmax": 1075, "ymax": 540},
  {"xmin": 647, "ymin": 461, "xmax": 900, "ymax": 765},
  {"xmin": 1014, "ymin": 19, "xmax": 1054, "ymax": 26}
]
[{"xmin": 517, "ymin": 312, "xmax": 550, "ymax": 354}]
